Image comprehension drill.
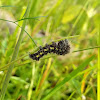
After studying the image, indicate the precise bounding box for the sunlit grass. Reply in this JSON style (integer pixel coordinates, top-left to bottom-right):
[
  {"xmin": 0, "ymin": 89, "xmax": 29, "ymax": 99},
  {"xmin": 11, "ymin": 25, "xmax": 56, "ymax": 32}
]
[
  {"xmin": 97, "ymin": 25, "xmax": 100, "ymax": 100},
  {"xmin": 0, "ymin": 0, "xmax": 99, "ymax": 100}
]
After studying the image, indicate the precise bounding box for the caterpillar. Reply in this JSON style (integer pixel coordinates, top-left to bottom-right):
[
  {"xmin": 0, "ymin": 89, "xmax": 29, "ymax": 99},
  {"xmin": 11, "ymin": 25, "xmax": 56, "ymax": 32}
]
[{"xmin": 29, "ymin": 39, "xmax": 70, "ymax": 61}]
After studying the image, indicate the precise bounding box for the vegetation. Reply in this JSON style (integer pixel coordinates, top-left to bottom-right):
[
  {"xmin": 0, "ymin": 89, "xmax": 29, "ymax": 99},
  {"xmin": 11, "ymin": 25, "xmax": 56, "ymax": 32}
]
[{"xmin": 0, "ymin": 0, "xmax": 100, "ymax": 100}]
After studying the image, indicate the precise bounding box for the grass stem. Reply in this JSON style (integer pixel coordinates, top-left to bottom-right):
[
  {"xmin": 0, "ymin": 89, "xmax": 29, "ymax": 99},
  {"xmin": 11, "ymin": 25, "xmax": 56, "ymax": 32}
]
[
  {"xmin": 0, "ymin": 0, "xmax": 33, "ymax": 99},
  {"xmin": 97, "ymin": 24, "xmax": 100, "ymax": 100}
]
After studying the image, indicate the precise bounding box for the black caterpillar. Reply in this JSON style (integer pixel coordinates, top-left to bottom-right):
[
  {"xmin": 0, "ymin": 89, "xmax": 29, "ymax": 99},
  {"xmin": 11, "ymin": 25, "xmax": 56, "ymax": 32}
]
[{"xmin": 29, "ymin": 39, "xmax": 70, "ymax": 61}]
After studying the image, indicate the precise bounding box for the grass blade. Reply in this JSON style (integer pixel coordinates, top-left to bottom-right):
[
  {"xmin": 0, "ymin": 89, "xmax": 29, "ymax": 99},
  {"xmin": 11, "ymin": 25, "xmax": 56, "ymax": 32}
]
[
  {"xmin": 14, "ymin": 16, "xmax": 47, "ymax": 22},
  {"xmin": 0, "ymin": 0, "xmax": 33, "ymax": 99},
  {"xmin": 0, "ymin": 5, "xmax": 17, "ymax": 7},
  {"xmin": 97, "ymin": 24, "xmax": 100, "ymax": 100},
  {"xmin": 0, "ymin": 18, "xmax": 37, "ymax": 46},
  {"xmin": 73, "ymin": 46, "xmax": 100, "ymax": 52},
  {"xmin": 42, "ymin": 55, "xmax": 95, "ymax": 100},
  {"xmin": 68, "ymin": 0, "xmax": 89, "ymax": 36}
]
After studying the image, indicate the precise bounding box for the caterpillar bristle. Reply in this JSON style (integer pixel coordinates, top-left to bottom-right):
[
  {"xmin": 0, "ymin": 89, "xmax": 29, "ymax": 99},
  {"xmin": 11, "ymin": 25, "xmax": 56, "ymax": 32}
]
[{"xmin": 29, "ymin": 39, "xmax": 70, "ymax": 61}]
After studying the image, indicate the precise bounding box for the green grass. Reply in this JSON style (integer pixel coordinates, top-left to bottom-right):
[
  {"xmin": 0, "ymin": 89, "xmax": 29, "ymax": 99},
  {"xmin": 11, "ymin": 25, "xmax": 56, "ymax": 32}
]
[
  {"xmin": 0, "ymin": 0, "xmax": 99, "ymax": 100},
  {"xmin": 42, "ymin": 55, "xmax": 95, "ymax": 100},
  {"xmin": 98, "ymin": 24, "xmax": 100, "ymax": 100},
  {"xmin": 0, "ymin": 0, "xmax": 34, "ymax": 99}
]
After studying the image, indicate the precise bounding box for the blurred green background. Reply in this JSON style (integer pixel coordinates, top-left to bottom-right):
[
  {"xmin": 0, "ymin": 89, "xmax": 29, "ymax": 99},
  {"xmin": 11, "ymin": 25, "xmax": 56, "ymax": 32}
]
[{"xmin": 0, "ymin": 0, "xmax": 99, "ymax": 100}]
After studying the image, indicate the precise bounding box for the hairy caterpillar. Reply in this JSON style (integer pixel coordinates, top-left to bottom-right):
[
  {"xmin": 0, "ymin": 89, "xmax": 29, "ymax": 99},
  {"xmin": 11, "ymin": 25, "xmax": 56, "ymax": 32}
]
[{"xmin": 29, "ymin": 39, "xmax": 70, "ymax": 61}]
